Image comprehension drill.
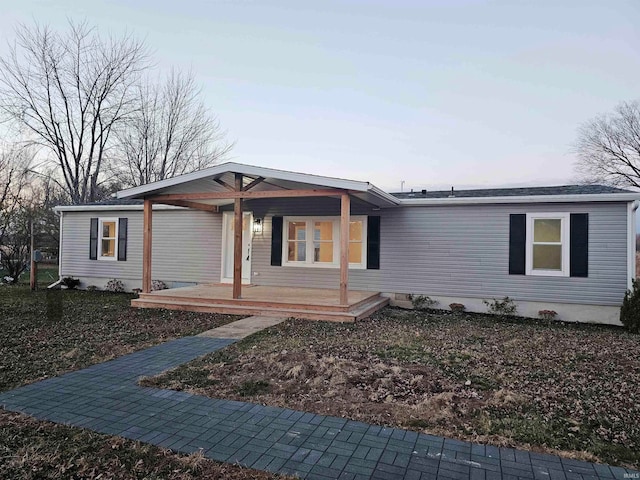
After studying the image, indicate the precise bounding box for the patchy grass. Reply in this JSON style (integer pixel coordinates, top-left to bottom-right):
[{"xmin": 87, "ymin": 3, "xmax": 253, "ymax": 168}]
[
  {"xmin": 237, "ymin": 380, "xmax": 270, "ymax": 397},
  {"xmin": 0, "ymin": 281, "xmax": 284, "ymax": 479},
  {"xmin": 0, "ymin": 410, "xmax": 284, "ymax": 480},
  {"xmin": 0, "ymin": 262, "xmax": 58, "ymax": 286},
  {"xmin": 142, "ymin": 308, "xmax": 640, "ymax": 469}
]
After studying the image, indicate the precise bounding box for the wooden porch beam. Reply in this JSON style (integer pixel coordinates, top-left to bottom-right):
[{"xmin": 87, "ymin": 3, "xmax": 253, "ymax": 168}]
[
  {"xmin": 142, "ymin": 199, "xmax": 153, "ymax": 293},
  {"xmin": 242, "ymin": 176, "xmax": 265, "ymax": 191},
  {"xmin": 233, "ymin": 173, "xmax": 243, "ymax": 299},
  {"xmin": 214, "ymin": 178, "xmax": 235, "ymax": 191},
  {"xmin": 340, "ymin": 193, "xmax": 350, "ymax": 305},
  {"xmin": 153, "ymin": 199, "xmax": 219, "ymax": 212},
  {"xmin": 149, "ymin": 188, "xmax": 346, "ymax": 201}
]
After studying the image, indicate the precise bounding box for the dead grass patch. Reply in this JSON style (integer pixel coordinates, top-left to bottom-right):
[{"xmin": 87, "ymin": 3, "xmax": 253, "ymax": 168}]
[{"xmin": 0, "ymin": 410, "xmax": 286, "ymax": 479}]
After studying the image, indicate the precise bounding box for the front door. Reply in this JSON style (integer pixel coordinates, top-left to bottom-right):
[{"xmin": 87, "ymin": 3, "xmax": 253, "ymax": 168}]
[{"xmin": 222, "ymin": 211, "xmax": 252, "ymax": 284}]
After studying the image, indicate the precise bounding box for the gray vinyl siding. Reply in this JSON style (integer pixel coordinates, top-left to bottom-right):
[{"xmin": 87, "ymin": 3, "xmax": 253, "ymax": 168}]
[
  {"xmin": 245, "ymin": 199, "xmax": 629, "ymax": 306},
  {"xmin": 375, "ymin": 202, "xmax": 628, "ymax": 306},
  {"xmin": 60, "ymin": 209, "xmax": 222, "ymax": 285},
  {"xmin": 60, "ymin": 199, "xmax": 630, "ymax": 306}
]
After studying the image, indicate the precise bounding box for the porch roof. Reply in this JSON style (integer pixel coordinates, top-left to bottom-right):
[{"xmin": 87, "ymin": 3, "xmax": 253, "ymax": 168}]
[{"xmin": 116, "ymin": 162, "xmax": 400, "ymax": 207}]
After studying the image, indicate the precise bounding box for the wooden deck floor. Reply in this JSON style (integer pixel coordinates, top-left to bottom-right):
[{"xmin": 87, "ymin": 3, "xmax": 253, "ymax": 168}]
[{"xmin": 132, "ymin": 284, "xmax": 389, "ymax": 322}]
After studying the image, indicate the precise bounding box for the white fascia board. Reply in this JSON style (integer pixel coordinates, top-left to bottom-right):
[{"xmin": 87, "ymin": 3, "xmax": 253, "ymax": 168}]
[
  {"xmin": 54, "ymin": 204, "xmax": 185, "ymax": 213},
  {"xmin": 368, "ymin": 184, "xmax": 402, "ymax": 205},
  {"xmin": 116, "ymin": 162, "xmax": 372, "ymax": 199},
  {"xmin": 116, "ymin": 163, "xmax": 237, "ymax": 198},
  {"xmin": 399, "ymin": 193, "xmax": 640, "ymax": 206}
]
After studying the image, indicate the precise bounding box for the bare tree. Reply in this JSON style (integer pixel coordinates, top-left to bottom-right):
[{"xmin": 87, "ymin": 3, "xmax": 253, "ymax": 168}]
[
  {"xmin": 575, "ymin": 100, "xmax": 640, "ymax": 189},
  {"xmin": 0, "ymin": 21, "xmax": 150, "ymax": 204},
  {"xmin": 0, "ymin": 149, "xmax": 23, "ymax": 215},
  {"xmin": 0, "ymin": 145, "xmax": 32, "ymax": 281},
  {"xmin": 115, "ymin": 69, "xmax": 232, "ymax": 187},
  {"xmin": 0, "ymin": 144, "xmax": 67, "ymax": 282}
]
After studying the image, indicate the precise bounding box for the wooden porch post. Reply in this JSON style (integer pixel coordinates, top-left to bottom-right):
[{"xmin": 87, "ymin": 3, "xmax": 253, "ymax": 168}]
[
  {"xmin": 142, "ymin": 199, "xmax": 153, "ymax": 293},
  {"xmin": 233, "ymin": 173, "xmax": 243, "ymax": 299},
  {"xmin": 340, "ymin": 193, "xmax": 350, "ymax": 305}
]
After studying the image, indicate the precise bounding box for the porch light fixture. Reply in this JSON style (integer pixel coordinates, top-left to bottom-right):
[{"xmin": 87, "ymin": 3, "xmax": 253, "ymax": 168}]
[{"xmin": 253, "ymin": 217, "xmax": 263, "ymax": 235}]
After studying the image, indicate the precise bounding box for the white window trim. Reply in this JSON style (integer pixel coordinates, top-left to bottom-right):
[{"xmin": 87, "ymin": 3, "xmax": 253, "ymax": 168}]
[
  {"xmin": 525, "ymin": 212, "xmax": 570, "ymax": 277},
  {"xmin": 98, "ymin": 217, "xmax": 118, "ymax": 261},
  {"xmin": 282, "ymin": 215, "xmax": 368, "ymax": 269}
]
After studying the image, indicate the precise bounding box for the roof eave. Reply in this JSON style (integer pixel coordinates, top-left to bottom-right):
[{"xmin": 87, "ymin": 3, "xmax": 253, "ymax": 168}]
[
  {"xmin": 116, "ymin": 162, "xmax": 372, "ymax": 199},
  {"xmin": 367, "ymin": 184, "xmax": 402, "ymax": 206},
  {"xmin": 398, "ymin": 193, "xmax": 640, "ymax": 205},
  {"xmin": 54, "ymin": 204, "xmax": 186, "ymax": 212}
]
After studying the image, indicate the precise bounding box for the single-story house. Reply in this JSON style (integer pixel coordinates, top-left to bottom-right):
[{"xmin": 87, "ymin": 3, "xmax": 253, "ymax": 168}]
[{"xmin": 54, "ymin": 162, "xmax": 639, "ymax": 325}]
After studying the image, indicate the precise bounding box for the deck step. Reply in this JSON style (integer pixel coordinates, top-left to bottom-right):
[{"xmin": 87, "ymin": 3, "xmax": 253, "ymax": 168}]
[
  {"xmin": 136, "ymin": 291, "xmax": 378, "ymax": 313},
  {"xmin": 131, "ymin": 295, "xmax": 389, "ymax": 322}
]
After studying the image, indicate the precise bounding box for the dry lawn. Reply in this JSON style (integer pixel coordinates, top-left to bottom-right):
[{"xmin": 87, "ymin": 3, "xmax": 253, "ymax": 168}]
[
  {"xmin": 143, "ymin": 308, "xmax": 640, "ymax": 469},
  {"xmin": 0, "ymin": 283, "xmax": 289, "ymax": 479},
  {"xmin": 0, "ymin": 410, "xmax": 285, "ymax": 479},
  {"xmin": 0, "ymin": 285, "xmax": 242, "ymax": 392}
]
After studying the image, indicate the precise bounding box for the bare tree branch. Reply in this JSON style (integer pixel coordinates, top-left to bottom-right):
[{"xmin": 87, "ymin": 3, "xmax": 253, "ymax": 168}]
[
  {"xmin": 114, "ymin": 68, "xmax": 233, "ymax": 187},
  {"xmin": 0, "ymin": 20, "xmax": 150, "ymax": 204},
  {"xmin": 575, "ymin": 100, "xmax": 640, "ymax": 190},
  {"xmin": 0, "ymin": 145, "xmax": 34, "ymax": 281}
]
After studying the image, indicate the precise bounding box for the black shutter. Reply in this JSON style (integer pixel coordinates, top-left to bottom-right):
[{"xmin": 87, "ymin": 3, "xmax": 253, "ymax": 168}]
[
  {"xmin": 570, "ymin": 213, "xmax": 588, "ymax": 277},
  {"xmin": 367, "ymin": 216, "xmax": 381, "ymax": 269},
  {"xmin": 509, "ymin": 214, "xmax": 526, "ymax": 275},
  {"xmin": 117, "ymin": 218, "xmax": 128, "ymax": 261},
  {"xmin": 89, "ymin": 218, "xmax": 98, "ymax": 260},
  {"xmin": 271, "ymin": 216, "xmax": 283, "ymax": 266}
]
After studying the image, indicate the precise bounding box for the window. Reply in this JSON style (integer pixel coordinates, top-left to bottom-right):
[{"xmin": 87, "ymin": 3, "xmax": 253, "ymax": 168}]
[
  {"xmin": 526, "ymin": 213, "xmax": 569, "ymax": 276},
  {"xmin": 90, "ymin": 217, "xmax": 127, "ymax": 262},
  {"xmin": 287, "ymin": 221, "xmax": 307, "ymax": 262},
  {"xmin": 99, "ymin": 218, "xmax": 118, "ymax": 260},
  {"xmin": 314, "ymin": 221, "xmax": 334, "ymax": 262},
  {"xmin": 283, "ymin": 216, "xmax": 367, "ymax": 268},
  {"xmin": 349, "ymin": 220, "xmax": 363, "ymax": 264}
]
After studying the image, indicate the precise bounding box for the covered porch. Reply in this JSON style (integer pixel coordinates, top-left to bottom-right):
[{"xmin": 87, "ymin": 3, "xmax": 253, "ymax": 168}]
[
  {"xmin": 116, "ymin": 162, "xmax": 398, "ymax": 321},
  {"xmin": 132, "ymin": 284, "xmax": 389, "ymax": 322}
]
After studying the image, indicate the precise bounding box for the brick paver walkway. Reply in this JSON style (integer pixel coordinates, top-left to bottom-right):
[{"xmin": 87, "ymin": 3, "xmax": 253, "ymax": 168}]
[{"xmin": 0, "ymin": 335, "xmax": 637, "ymax": 480}]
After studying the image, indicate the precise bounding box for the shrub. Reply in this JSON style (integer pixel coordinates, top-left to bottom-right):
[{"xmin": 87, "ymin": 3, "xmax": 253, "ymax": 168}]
[
  {"xmin": 620, "ymin": 278, "xmax": 640, "ymax": 333},
  {"xmin": 483, "ymin": 296, "xmax": 517, "ymax": 317},
  {"xmin": 409, "ymin": 294, "xmax": 438, "ymax": 310},
  {"xmin": 61, "ymin": 277, "xmax": 80, "ymax": 289},
  {"xmin": 105, "ymin": 278, "xmax": 125, "ymax": 293},
  {"xmin": 449, "ymin": 303, "xmax": 465, "ymax": 313},
  {"xmin": 151, "ymin": 280, "xmax": 168, "ymax": 291},
  {"xmin": 86, "ymin": 285, "xmax": 99, "ymax": 292},
  {"xmin": 538, "ymin": 309, "xmax": 558, "ymax": 322}
]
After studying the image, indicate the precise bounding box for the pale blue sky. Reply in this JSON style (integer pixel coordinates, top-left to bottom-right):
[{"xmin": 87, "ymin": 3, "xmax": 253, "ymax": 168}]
[{"xmin": 1, "ymin": 0, "xmax": 638, "ymax": 191}]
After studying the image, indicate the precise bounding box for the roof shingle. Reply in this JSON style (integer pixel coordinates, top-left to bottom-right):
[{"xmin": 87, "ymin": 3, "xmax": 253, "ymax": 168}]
[{"xmin": 391, "ymin": 184, "xmax": 633, "ymax": 199}]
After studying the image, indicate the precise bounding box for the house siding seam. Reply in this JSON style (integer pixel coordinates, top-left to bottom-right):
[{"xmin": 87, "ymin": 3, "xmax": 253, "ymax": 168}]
[{"xmin": 61, "ymin": 199, "xmax": 629, "ymax": 306}]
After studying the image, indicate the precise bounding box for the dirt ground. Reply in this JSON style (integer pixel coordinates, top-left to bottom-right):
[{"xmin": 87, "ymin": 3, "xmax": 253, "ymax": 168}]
[{"xmin": 143, "ymin": 308, "xmax": 640, "ymax": 469}]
